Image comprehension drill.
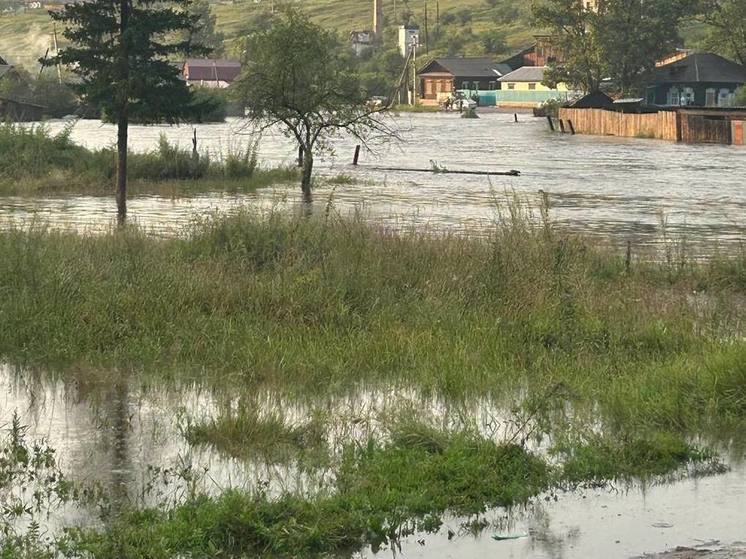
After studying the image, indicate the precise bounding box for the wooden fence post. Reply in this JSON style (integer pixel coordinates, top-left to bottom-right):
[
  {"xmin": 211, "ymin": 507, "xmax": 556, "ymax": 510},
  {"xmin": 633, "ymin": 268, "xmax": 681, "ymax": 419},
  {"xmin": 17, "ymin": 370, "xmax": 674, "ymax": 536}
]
[
  {"xmin": 625, "ymin": 241, "xmax": 632, "ymax": 274},
  {"xmin": 558, "ymin": 119, "xmax": 566, "ymax": 133},
  {"xmin": 568, "ymin": 120, "xmax": 575, "ymax": 135}
]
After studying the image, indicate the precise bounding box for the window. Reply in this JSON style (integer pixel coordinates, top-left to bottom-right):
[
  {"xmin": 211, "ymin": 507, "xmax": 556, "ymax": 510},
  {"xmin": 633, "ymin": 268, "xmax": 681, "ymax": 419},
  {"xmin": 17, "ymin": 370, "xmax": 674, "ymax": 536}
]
[
  {"xmin": 682, "ymin": 87, "xmax": 695, "ymax": 106},
  {"xmin": 488, "ymin": 81, "xmax": 497, "ymax": 90},
  {"xmin": 705, "ymin": 88, "xmax": 716, "ymax": 107},
  {"xmin": 719, "ymin": 88, "xmax": 733, "ymax": 107},
  {"xmin": 507, "ymin": 83, "xmax": 515, "ymax": 90},
  {"xmin": 667, "ymin": 86, "xmax": 680, "ymax": 106},
  {"xmin": 528, "ymin": 83, "xmax": 536, "ymax": 90},
  {"xmin": 462, "ymin": 81, "xmax": 470, "ymax": 90}
]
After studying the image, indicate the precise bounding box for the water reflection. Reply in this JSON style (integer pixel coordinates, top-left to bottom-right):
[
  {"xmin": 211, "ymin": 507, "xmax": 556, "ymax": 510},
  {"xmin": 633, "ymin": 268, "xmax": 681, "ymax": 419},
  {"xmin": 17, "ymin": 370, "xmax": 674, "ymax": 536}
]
[
  {"xmin": 362, "ymin": 470, "xmax": 746, "ymax": 559},
  {"xmin": 2, "ymin": 363, "xmax": 745, "ymax": 558}
]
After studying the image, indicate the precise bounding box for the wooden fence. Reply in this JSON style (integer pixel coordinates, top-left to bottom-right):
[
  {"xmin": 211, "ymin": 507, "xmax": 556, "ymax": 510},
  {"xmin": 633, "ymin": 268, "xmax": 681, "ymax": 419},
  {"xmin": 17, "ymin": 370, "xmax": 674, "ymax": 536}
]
[
  {"xmin": 680, "ymin": 115, "xmax": 731, "ymax": 144},
  {"xmin": 732, "ymin": 121, "xmax": 745, "ymax": 146},
  {"xmin": 558, "ymin": 108, "xmax": 680, "ymax": 141}
]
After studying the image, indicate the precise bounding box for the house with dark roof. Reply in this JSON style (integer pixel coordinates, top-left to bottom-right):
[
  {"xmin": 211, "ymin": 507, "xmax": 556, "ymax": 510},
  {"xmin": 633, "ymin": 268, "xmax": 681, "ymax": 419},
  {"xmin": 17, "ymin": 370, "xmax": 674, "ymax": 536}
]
[
  {"xmin": 416, "ymin": 57, "xmax": 509, "ymax": 105},
  {"xmin": 645, "ymin": 52, "xmax": 746, "ymax": 107},
  {"xmin": 500, "ymin": 36, "xmax": 563, "ymax": 72},
  {"xmin": 182, "ymin": 59, "xmax": 241, "ymax": 89}
]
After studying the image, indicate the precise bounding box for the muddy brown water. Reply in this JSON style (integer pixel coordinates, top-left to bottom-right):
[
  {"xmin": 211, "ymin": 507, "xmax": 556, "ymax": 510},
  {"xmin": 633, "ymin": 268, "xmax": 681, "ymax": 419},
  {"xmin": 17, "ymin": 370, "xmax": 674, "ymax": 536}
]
[
  {"xmin": 1, "ymin": 112, "xmax": 744, "ymax": 257},
  {"xmin": 1, "ymin": 364, "xmax": 744, "ymax": 559}
]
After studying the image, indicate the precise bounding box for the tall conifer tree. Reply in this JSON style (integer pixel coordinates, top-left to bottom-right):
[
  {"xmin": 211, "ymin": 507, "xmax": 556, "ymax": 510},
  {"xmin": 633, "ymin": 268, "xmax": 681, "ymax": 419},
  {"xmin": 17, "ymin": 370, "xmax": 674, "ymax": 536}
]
[{"xmin": 45, "ymin": 0, "xmax": 208, "ymax": 223}]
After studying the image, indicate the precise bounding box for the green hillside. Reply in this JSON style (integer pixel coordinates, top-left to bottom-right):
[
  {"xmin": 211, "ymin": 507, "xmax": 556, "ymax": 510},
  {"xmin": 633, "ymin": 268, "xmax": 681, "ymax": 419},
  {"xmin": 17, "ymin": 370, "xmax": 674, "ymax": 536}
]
[{"xmin": 0, "ymin": 0, "xmax": 537, "ymax": 70}]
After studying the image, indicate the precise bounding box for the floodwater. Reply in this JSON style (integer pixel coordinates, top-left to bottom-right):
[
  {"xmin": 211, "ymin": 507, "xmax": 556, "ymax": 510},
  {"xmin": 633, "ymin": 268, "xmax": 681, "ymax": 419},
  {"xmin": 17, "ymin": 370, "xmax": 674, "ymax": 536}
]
[
  {"xmin": 1, "ymin": 364, "xmax": 744, "ymax": 559},
  {"xmin": 2, "ymin": 113, "xmax": 746, "ymax": 556},
  {"xmin": 1, "ymin": 112, "xmax": 744, "ymax": 254}
]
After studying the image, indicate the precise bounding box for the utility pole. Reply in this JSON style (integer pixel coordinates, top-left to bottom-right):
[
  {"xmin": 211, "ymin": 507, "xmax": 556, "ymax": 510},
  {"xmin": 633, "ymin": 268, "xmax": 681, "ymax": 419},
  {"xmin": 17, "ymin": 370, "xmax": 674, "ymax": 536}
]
[
  {"xmin": 424, "ymin": 1, "xmax": 429, "ymax": 54},
  {"xmin": 52, "ymin": 22, "xmax": 62, "ymax": 84},
  {"xmin": 411, "ymin": 38, "xmax": 417, "ymax": 106},
  {"xmin": 373, "ymin": 0, "xmax": 383, "ymax": 37}
]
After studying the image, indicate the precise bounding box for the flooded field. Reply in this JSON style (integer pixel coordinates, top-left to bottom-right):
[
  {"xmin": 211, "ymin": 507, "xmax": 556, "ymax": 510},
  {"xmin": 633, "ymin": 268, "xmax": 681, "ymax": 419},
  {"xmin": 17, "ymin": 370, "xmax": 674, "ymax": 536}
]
[
  {"xmin": 1, "ymin": 112, "xmax": 745, "ymax": 557},
  {"xmin": 2, "ymin": 364, "xmax": 745, "ymax": 559},
  {"xmin": 1, "ymin": 112, "xmax": 744, "ymax": 254}
]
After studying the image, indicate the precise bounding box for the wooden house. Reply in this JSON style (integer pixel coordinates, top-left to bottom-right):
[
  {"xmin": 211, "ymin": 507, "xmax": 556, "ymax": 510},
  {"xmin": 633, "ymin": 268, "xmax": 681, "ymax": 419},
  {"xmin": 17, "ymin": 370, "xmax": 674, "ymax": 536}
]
[
  {"xmin": 0, "ymin": 60, "xmax": 45, "ymax": 120},
  {"xmin": 416, "ymin": 57, "xmax": 509, "ymax": 105},
  {"xmin": 0, "ymin": 97, "xmax": 45, "ymax": 121},
  {"xmin": 568, "ymin": 90, "xmax": 615, "ymax": 109},
  {"xmin": 645, "ymin": 52, "xmax": 746, "ymax": 107},
  {"xmin": 500, "ymin": 36, "xmax": 563, "ymax": 71},
  {"xmin": 182, "ymin": 59, "xmax": 241, "ymax": 89}
]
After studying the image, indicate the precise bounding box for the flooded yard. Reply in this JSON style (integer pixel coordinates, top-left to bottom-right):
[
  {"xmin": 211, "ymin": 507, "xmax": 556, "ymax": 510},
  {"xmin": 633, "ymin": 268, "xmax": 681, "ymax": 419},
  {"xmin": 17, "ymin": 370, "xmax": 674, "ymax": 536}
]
[{"xmin": 1, "ymin": 112, "xmax": 744, "ymax": 255}]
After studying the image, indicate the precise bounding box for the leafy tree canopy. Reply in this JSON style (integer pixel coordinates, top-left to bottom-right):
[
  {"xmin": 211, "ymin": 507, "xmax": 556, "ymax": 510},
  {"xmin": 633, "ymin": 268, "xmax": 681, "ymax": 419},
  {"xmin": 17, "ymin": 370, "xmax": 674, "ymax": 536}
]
[
  {"xmin": 533, "ymin": 0, "xmax": 697, "ymax": 95},
  {"xmin": 235, "ymin": 9, "xmax": 394, "ymax": 199},
  {"xmin": 698, "ymin": 0, "xmax": 746, "ymax": 65},
  {"xmin": 47, "ymin": 0, "xmax": 208, "ymax": 125}
]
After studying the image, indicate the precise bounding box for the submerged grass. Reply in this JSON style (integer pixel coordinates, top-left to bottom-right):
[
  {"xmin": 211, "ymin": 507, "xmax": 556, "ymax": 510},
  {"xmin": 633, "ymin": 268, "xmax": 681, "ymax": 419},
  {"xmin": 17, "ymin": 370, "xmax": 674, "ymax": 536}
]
[
  {"xmin": 0, "ymin": 123, "xmax": 298, "ymax": 196},
  {"xmin": 59, "ymin": 423, "xmax": 716, "ymax": 559},
  {"xmin": 184, "ymin": 406, "xmax": 329, "ymax": 466},
  {"xmin": 66, "ymin": 435, "xmax": 549, "ymax": 558},
  {"xmin": 555, "ymin": 432, "xmax": 724, "ymax": 484},
  {"xmin": 0, "ymin": 206, "xmax": 745, "ymax": 437}
]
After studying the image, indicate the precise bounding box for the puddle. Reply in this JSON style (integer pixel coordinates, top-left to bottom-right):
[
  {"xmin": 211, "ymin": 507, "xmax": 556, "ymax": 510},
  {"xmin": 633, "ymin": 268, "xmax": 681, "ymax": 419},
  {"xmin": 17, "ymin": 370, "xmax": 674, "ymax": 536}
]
[
  {"xmin": 1, "ymin": 363, "xmax": 744, "ymax": 558},
  {"xmin": 360, "ymin": 467, "xmax": 746, "ymax": 558}
]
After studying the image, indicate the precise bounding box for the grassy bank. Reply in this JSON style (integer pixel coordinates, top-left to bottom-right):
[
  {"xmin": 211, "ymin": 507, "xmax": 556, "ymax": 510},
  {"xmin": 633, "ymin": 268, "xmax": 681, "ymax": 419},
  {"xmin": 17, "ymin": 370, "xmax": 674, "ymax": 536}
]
[
  {"xmin": 0, "ymin": 124, "xmax": 298, "ymax": 196},
  {"xmin": 1, "ymin": 208, "xmax": 743, "ymax": 557}
]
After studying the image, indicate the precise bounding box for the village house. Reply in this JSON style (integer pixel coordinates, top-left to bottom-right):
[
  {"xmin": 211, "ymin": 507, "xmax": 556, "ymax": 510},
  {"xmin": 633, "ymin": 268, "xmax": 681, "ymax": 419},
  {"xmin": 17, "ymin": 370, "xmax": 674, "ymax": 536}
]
[
  {"xmin": 500, "ymin": 36, "xmax": 563, "ymax": 71},
  {"xmin": 349, "ymin": 31, "xmax": 374, "ymax": 56},
  {"xmin": 0, "ymin": 58, "xmax": 45, "ymax": 121},
  {"xmin": 496, "ymin": 66, "xmax": 570, "ymax": 107},
  {"xmin": 417, "ymin": 57, "xmax": 510, "ymax": 106},
  {"xmin": 646, "ymin": 52, "xmax": 746, "ymax": 107},
  {"xmin": 182, "ymin": 59, "xmax": 241, "ymax": 89}
]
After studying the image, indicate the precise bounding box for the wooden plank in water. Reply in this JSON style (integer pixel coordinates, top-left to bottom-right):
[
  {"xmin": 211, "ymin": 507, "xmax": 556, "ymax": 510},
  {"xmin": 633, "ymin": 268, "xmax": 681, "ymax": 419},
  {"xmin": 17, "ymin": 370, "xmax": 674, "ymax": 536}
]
[{"xmin": 365, "ymin": 166, "xmax": 521, "ymax": 177}]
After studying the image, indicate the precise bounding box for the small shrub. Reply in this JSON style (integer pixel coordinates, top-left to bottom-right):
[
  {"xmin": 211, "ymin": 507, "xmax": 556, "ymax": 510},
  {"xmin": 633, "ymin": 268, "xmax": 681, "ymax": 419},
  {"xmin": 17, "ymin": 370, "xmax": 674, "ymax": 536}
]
[{"xmin": 220, "ymin": 141, "xmax": 258, "ymax": 179}]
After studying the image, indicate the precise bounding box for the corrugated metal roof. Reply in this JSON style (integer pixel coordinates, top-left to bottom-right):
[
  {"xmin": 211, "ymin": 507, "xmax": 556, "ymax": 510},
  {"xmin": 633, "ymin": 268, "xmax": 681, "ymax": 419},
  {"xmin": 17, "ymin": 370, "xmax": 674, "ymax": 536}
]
[
  {"xmin": 498, "ymin": 66, "xmax": 547, "ymax": 82},
  {"xmin": 653, "ymin": 53, "xmax": 746, "ymax": 84}
]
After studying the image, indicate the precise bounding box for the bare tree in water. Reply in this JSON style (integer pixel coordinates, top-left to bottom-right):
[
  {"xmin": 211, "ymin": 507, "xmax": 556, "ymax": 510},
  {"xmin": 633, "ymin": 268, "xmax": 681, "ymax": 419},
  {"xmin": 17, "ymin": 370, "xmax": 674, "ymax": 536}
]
[{"xmin": 235, "ymin": 9, "xmax": 395, "ymax": 205}]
